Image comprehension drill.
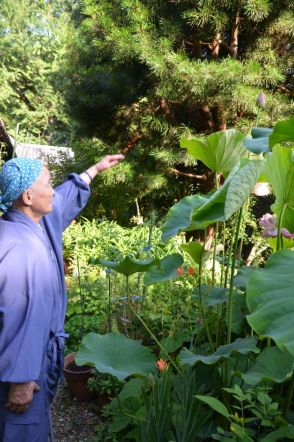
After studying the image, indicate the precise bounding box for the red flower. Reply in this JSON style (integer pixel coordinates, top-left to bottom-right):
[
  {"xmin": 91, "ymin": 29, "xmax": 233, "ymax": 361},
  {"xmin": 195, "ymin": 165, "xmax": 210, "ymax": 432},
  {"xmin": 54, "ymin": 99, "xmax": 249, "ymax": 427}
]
[
  {"xmin": 187, "ymin": 266, "xmax": 195, "ymax": 276},
  {"xmin": 156, "ymin": 358, "xmax": 168, "ymax": 371},
  {"xmin": 176, "ymin": 266, "xmax": 184, "ymax": 275}
]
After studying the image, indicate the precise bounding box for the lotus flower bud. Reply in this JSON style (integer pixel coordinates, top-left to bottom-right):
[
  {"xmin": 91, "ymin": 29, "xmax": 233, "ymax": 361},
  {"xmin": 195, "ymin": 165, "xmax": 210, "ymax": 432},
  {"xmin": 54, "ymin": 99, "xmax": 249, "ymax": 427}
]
[{"xmin": 256, "ymin": 92, "xmax": 266, "ymax": 108}]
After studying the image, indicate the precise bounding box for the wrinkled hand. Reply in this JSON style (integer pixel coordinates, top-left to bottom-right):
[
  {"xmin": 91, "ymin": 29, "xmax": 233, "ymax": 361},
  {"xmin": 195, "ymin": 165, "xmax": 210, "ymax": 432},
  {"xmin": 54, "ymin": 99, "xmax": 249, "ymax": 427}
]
[
  {"xmin": 5, "ymin": 381, "xmax": 40, "ymax": 414},
  {"xmin": 95, "ymin": 154, "xmax": 125, "ymax": 173}
]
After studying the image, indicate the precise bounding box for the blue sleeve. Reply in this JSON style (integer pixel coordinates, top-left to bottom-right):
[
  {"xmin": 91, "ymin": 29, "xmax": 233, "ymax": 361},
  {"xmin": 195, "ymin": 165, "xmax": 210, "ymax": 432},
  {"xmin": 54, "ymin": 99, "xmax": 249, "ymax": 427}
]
[
  {"xmin": 0, "ymin": 247, "xmax": 50, "ymax": 383},
  {"xmin": 52, "ymin": 173, "xmax": 91, "ymax": 231}
]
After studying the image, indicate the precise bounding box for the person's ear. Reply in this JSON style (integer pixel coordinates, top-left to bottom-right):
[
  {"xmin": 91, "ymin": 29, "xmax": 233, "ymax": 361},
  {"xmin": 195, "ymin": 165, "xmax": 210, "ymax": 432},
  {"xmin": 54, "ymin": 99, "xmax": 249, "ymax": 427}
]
[{"xmin": 21, "ymin": 188, "xmax": 34, "ymax": 206}]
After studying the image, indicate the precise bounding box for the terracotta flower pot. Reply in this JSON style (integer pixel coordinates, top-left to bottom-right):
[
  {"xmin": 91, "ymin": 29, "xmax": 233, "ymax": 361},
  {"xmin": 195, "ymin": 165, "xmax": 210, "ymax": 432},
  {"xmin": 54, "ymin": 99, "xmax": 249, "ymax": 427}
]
[{"xmin": 63, "ymin": 352, "xmax": 96, "ymax": 401}]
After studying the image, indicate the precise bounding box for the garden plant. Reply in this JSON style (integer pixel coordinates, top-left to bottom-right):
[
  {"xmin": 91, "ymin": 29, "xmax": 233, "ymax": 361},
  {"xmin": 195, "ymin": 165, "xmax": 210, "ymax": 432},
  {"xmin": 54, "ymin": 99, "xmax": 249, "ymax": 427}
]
[{"xmin": 65, "ymin": 115, "xmax": 294, "ymax": 441}]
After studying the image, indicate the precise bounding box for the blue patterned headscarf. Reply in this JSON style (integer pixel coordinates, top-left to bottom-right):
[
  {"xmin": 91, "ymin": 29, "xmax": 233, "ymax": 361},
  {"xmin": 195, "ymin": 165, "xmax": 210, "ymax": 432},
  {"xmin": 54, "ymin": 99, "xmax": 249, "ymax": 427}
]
[{"xmin": 0, "ymin": 158, "xmax": 43, "ymax": 212}]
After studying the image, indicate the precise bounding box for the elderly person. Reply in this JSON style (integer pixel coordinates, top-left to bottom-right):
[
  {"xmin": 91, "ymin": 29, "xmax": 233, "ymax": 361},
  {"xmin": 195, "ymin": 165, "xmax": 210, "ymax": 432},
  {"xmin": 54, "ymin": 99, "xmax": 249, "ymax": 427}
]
[{"xmin": 0, "ymin": 154, "xmax": 124, "ymax": 442}]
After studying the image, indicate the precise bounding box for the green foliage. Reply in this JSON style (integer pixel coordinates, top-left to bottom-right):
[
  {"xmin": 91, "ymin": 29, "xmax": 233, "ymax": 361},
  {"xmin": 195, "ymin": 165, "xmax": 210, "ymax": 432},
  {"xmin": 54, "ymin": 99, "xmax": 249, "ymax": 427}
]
[
  {"xmin": 76, "ymin": 332, "xmax": 156, "ymax": 381},
  {"xmin": 0, "ymin": 0, "xmax": 71, "ymax": 143},
  {"xmin": 247, "ymin": 250, "xmax": 294, "ymax": 355},
  {"xmin": 180, "ymin": 337, "xmax": 259, "ymax": 366},
  {"xmin": 181, "ymin": 129, "xmax": 246, "ymax": 176},
  {"xmin": 52, "ymin": 0, "xmax": 294, "ymax": 220}
]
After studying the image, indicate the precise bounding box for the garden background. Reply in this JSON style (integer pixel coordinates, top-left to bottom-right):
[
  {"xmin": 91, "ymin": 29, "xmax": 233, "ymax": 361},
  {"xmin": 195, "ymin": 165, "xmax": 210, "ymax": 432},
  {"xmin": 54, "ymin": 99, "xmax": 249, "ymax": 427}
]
[{"xmin": 1, "ymin": 1, "xmax": 294, "ymax": 441}]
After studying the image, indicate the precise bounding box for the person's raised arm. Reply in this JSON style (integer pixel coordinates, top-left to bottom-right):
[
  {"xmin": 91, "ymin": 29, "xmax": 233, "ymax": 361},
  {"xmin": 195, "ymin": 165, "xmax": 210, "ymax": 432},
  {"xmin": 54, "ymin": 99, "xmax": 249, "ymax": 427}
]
[{"xmin": 79, "ymin": 154, "xmax": 125, "ymax": 185}]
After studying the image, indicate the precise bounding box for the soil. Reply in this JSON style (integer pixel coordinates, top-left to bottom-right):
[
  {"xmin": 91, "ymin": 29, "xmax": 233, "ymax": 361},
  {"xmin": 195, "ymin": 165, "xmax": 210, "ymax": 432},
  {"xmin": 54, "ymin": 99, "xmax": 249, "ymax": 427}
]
[
  {"xmin": 51, "ymin": 384, "xmax": 101, "ymax": 442},
  {"xmin": 66, "ymin": 361, "xmax": 93, "ymax": 373}
]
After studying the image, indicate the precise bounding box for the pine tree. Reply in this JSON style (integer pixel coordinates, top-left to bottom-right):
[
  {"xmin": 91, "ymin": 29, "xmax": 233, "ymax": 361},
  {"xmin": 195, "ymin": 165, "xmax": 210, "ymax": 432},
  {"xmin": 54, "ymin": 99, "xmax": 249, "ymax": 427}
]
[
  {"xmin": 57, "ymin": 0, "xmax": 293, "ymax": 222},
  {"xmin": 0, "ymin": 0, "xmax": 71, "ymax": 144}
]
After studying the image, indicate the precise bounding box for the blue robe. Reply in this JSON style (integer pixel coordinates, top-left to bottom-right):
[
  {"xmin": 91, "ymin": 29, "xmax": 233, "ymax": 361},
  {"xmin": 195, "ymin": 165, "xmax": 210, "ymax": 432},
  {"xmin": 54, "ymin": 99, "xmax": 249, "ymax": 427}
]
[{"xmin": 0, "ymin": 173, "xmax": 90, "ymax": 441}]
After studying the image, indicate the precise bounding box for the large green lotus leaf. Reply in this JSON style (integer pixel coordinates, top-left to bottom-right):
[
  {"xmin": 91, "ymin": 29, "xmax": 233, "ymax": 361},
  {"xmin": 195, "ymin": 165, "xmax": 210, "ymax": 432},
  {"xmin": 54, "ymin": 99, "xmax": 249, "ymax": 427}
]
[
  {"xmin": 95, "ymin": 256, "xmax": 159, "ymax": 276},
  {"xmin": 191, "ymin": 159, "xmax": 263, "ymax": 227},
  {"xmin": 179, "ymin": 337, "xmax": 259, "ymax": 366},
  {"xmin": 262, "ymin": 146, "xmax": 294, "ymax": 232},
  {"xmin": 144, "ymin": 253, "xmax": 183, "ymax": 285},
  {"xmin": 251, "ymin": 127, "xmax": 274, "ymax": 139},
  {"xmin": 243, "ymin": 137, "xmax": 270, "ymax": 154},
  {"xmin": 269, "ymin": 116, "xmax": 294, "ymax": 149},
  {"xmin": 182, "ymin": 241, "xmax": 203, "ymax": 265},
  {"xmin": 240, "ymin": 346, "xmax": 294, "ymax": 386},
  {"xmin": 76, "ymin": 332, "xmax": 156, "ymax": 380},
  {"xmin": 180, "ymin": 129, "xmax": 246, "ymax": 176},
  {"xmin": 161, "ymin": 194, "xmax": 208, "ymax": 241},
  {"xmin": 243, "ymin": 127, "xmax": 273, "ymax": 154},
  {"xmin": 247, "ymin": 250, "xmax": 294, "ymax": 355}
]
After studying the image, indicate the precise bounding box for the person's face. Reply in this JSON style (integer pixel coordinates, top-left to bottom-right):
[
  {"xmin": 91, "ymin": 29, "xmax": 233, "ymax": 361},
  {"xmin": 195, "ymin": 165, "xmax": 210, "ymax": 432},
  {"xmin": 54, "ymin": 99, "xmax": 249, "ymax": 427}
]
[{"xmin": 29, "ymin": 167, "xmax": 54, "ymax": 216}]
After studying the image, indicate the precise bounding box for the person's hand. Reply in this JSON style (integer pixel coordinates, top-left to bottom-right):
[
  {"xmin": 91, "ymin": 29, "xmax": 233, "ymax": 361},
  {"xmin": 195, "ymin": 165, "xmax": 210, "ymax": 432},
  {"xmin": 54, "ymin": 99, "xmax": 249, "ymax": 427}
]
[
  {"xmin": 5, "ymin": 381, "xmax": 40, "ymax": 413},
  {"xmin": 95, "ymin": 154, "xmax": 125, "ymax": 173}
]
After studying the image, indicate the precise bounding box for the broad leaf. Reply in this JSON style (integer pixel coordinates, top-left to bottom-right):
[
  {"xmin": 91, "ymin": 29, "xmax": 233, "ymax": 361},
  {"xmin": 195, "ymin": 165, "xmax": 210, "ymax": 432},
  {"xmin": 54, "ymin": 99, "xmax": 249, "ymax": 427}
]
[
  {"xmin": 243, "ymin": 127, "xmax": 272, "ymax": 154},
  {"xmin": 192, "ymin": 284, "xmax": 227, "ymax": 307},
  {"xmin": 182, "ymin": 241, "xmax": 203, "ymax": 265},
  {"xmin": 191, "ymin": 159, "xmax": 263, "ymax": 227},
  {"xmin": 160, "ymin": 333, "xmax": 186, "ymax": 353},
  {"xmin": 234, "ymin": 266, "xmax": 256, "ymax": 290},
  {"xmin": 179, "ymin": 337, "xmax": 259, "ymax": 366},
  {"xmin": 144, "ymin": 253, "xmax": 183, "ymax": 285},
  {"xmin": 195, "ymin": 395, "xmax": 230, "ymax": 418},
  {"xmin": 94, "ymin": 256, "xmax": 159, "ymax": 276},
  {"xmin": 262, "ymin": 146, "xmax": 294, "ymax": 232},
  {"xmin": 269, "ymin": 116, "xmax": 294, "ymax": 149},
  {"xmin": 76, "ymin": 332, "xmax": 156, "ymax": 380},
  {"xmin": 240, "ymin": 346, "xmax": 294, "ymax": 386},
  {"xmin": 247, "ymin": 250, "xmax": 294, "ymax": 355},
  {"xmin": 161, "ymin": 194, "xmax": 207, "ymax": 241},
  {"xmin": 119, "ymin": 378, "xmax": 147, "ymax": 400},
  {"xmin": 181, "ymin": 129, "xmax": 246, "ymax": 176}
]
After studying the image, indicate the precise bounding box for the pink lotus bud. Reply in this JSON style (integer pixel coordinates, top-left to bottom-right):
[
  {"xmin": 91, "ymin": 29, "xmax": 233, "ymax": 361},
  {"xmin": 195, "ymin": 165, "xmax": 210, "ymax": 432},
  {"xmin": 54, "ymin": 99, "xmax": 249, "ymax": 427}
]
[
  {"xmin": 256, "ymin": 92, "xmax": 266, "ymax": 108},
  {"xmin": 259, "ymin": 213, "xmax": 276, "ymax": 229}
]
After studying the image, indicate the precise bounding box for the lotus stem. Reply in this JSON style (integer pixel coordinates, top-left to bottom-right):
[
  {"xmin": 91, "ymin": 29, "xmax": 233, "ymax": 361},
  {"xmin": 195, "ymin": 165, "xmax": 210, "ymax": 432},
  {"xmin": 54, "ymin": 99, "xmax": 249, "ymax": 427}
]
[
  {"xmin": 128, "ymin": 303, "xmax": 182, "ymax": 375},
  {"xmin": 283, "ymin": 371, "xmax": 294, "ymax": 418},
  {"xmin": 198, "ymin": 242, "xmax": 215, "ymax": 352},
  {"xmin": 227, "ymin": 208, "xmax": 243, "ymax": 344},
  {"xmin": 277, "ymin": 204, "xmax": 287, "ymax": 251}
]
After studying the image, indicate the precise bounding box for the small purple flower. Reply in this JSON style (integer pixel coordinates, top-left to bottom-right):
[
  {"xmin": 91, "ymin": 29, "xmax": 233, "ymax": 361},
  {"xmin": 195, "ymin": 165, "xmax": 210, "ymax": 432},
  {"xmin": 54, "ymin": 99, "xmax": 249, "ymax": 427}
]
[
  {"xmin": 256, "ymin": 92, "xmax": 266, "ymax": 108},
  {"xmin": 259, "ymin": 213, "xmax": 294, "ymax": 238},
  {"xmin": 105, "ymin": 268, "xmax": 112, "ymax": 274},
  {"xmin": 281, "ymin": 228, "xmax": 294, "ymax": 238},
  {"xmin": 259, "ymin": 213, "xmax": 277, "ymax": 237}
]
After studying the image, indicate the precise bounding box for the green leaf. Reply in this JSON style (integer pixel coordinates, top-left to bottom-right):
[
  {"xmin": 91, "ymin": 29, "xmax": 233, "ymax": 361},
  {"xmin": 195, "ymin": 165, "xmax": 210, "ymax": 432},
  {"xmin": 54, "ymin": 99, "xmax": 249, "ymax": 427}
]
[
  {"xmin": 179, "ymin": 337, "xmax": 259, "ymax": 366},
  {"xmin": 263, "ymin": 146, "xmax": 294, "ymax": 232},
  {"xmin": 192, "ymin": 284, "xmax": 227, "ymax": 307},
  {"xmin": 181, "ymin": 129, "xmax": 246, "ymax": 176},
  {"xmin": 240, "ymin": 346, "xmax": 294, "ymax": 386},
  {"xmin": 161, "ymin": 194, "xmax": 207, "ymax": 241},
  {"xmin": 195, "ymin": 395, "xmax": 230, "ymax": 419},
  {"xmin": 182, "ymin": 241, "xmax": 204, "ymax": 265},
  {"xmin": 159, "ymin": 333, "xmax": 186, "ymax": 353},
  {"xmin": 191, "ymin": 159, "xmax": 263, "ymax": 227},
  {"xmin": 76, "ymin": 332, "xmax": 156, "ymax": 380},
  {"xmin": 144, "ymin": 253, "xmax": 183, "ymax": 285},
  {"xmin": 243, "ymin": 127, "xmax": 272, "ymax": 154},
  {"xmin": 247, "ymin": 250, "xmax": 294, "ymax": 355},
  {"xmin": 119, "ymin": 378, "xmax": 147, "ymax": 400},
  {"xmin": 109, "ymin": 414, "xmax": 132, "ymax": 433},
  {"xmin": 269, "ymin": 116, "xmax": 294, "ymax": 149},
  {"xmin": 260, "ymin": 425, "xmax": 294, "ymax": 442},
  {"xmin": 94, "ymin": 256, "xmax": 159, "ymax": 276},
  {"xmin": 234, "ymin": 266, "xmax": 256, "ymax": 290}
]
